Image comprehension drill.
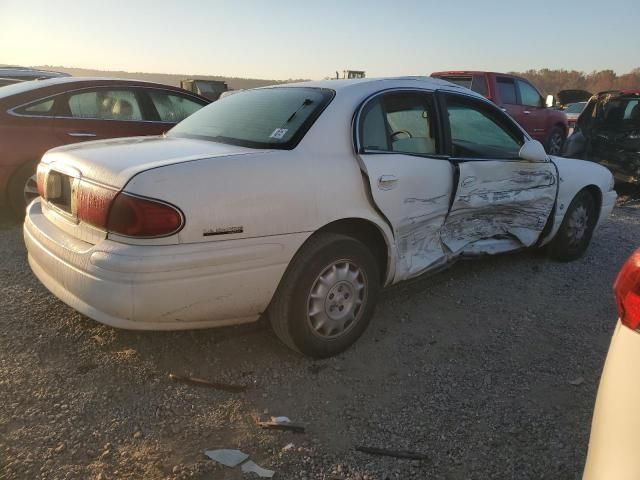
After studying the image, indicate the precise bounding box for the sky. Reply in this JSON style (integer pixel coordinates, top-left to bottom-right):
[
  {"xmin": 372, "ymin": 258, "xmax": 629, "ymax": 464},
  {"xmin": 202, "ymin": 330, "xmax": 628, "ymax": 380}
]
[{"xmin": 1, "ymin": 0, "xmax": 639, "ymax": 80}]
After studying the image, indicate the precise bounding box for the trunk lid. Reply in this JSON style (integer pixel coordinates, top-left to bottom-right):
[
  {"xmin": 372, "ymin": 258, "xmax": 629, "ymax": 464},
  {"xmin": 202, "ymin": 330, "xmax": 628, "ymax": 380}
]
[
  {"xmin": 37, "ymin": 136, "xmax": 263, "ymax": 244},
  {"xmin": 40, "ymin": 135, "xmax": 259, "ymax": 189}
]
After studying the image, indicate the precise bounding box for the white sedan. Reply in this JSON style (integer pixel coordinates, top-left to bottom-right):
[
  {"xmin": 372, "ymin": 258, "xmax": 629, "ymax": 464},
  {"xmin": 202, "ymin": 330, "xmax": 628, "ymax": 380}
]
[{"xmin": 24, "ymin": 77, "xmax": 617, "ymax": 357}]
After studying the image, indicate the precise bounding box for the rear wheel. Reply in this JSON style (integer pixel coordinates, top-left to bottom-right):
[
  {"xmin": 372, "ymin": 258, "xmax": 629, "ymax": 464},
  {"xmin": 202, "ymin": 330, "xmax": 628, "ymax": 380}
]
[
  {"xmin": 546, "ymin": 127, "xmax": 565, "ymax": 155},
  {"xmin": 547, "ymin": 190, "xmax": 598, "ymax": 261},
  {"xmin": 269, "ymin": 232, "xmax": 380, "ymax": 358},
  {"xmin": 7, "ymin": 161, "xmax": 38, "ymax": 219}
]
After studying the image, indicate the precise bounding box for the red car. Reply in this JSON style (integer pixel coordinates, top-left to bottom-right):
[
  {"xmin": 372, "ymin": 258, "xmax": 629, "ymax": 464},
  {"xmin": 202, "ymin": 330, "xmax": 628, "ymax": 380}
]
[
  {"xmin": 0, "ymin": 77, "xmax": 210, "ymax": 216},
  {"xmin": 431, "ymin": 71, "xmax": 568, "ymax": 155}
]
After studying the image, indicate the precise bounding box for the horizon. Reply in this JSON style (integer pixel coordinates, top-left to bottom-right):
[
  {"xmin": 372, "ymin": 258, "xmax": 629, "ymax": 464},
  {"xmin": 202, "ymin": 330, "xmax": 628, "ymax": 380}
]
[{"xmin": 2, "ymin": 0, "xmax": 639, "ymax": 81}]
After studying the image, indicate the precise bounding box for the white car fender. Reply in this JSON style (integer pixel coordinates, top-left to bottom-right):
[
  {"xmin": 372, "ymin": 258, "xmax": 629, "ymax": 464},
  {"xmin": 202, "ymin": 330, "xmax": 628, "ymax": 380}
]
[{"xmin": 540, "ymin": 156, "xmax": 615, "ymax": 245}]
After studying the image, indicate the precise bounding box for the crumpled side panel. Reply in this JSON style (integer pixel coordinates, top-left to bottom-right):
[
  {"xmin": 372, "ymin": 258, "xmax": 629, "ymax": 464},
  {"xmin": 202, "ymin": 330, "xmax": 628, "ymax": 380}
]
[{"xmin": 441, "ymin": 161, "xmax": 557, "ymax": 254}]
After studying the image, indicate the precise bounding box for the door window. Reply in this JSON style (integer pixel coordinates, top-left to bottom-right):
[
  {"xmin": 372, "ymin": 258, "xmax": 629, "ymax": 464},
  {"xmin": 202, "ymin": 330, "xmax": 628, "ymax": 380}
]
[
  {"xmin": 15, "ymin": 98, "xmax": 56, "ymax": 116},
  {"xmin": 63, "ymin": 89, "xmax": 143, "ymax": 121},
  {"xmin": 148, "ymin": 91, "xmax": 204, "ymax": 123},
  {"xmin": 445, "ymin": 95, "xmax": 524, "ymax": 159},
  {"xmin": 496, "ymin": 77, "xmax": 517, "ymax": 105},
  {"xmin": 517, "ymin": 80, "xmax": 543, "ymax": 107},
  {"xmin": 359, "ymin": 91, "xmax": 439, "ymax": 155}
]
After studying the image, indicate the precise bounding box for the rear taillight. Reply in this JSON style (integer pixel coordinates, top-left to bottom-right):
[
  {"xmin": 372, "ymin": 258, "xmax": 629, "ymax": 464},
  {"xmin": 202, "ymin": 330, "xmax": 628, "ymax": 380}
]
[
  {"xmin": 76, "ymin": 181, "xmax": 118, "ymax": 229},
  {"xmin": 613, "ymin": 249, "xmax": 640, "ymax": 330},
  {"xmin": 36, "ymin": 164, "xmax": 46, "ymax": 197},
  {"xmin": 106, "ymin": 193, "xmax": 183, "ymax": 237},
  {"xmin": 75, "ymin": 181, "xmax": 183, "ymax": 238}
]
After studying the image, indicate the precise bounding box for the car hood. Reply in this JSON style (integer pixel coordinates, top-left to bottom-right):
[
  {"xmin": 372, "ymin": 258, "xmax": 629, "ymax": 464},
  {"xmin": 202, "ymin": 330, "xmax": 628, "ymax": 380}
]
[
  {"xmin": 557, "ymin": 89, "xmax": 592, "ymax": 106},
  {"xmin": 41, "ymin": 135, "xmax": 264, "ymax": 188}
]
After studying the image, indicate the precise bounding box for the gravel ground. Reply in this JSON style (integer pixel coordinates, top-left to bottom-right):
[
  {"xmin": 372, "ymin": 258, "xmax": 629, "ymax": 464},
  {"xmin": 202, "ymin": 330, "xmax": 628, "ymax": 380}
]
[{"xmin": 1, "ymin": 200, "xmax": 639, "ymax": 480}]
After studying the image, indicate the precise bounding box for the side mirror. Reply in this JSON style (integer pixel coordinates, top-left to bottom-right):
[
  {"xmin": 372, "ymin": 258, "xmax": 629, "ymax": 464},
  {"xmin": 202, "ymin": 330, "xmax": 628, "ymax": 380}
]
[
  {"xmin": 545, "ymin": 94, "xmax": 555, "ymax": 108},
  {"xmin": 519, "ymin": 139, "xmax": 548, "ymax": 162}
]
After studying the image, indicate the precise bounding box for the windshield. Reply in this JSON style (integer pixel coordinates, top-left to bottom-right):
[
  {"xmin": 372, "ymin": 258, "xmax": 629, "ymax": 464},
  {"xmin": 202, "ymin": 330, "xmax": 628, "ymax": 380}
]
[
  {"xmin": 169, "ymin": 87, "xmax": 334, "ymax": 149},
  {"xmin": 565, "ymin": 102, "xmax": 586, "ymax": 114}
]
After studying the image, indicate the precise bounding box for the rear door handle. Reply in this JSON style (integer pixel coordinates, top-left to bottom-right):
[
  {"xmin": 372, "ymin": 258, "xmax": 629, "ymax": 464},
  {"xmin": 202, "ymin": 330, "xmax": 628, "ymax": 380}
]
[
  {"xmin": 523, "ymin": 110, "xmax": 531, "ymax": 115},
  {"xmin": 378, "ymin": 175, "xmax": 398, "ymax": 190},
  {"xmin": 67, "ymin": 132, "xmax": 97, "ymax": 137}
]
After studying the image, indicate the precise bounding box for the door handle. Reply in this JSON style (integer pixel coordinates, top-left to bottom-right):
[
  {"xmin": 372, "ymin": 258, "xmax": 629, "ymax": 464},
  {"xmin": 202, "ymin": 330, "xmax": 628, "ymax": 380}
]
[
  {"xmin": 378, "ymin": 175, "xmax": 398, "ymax": 190},
  {"xmin": 523, "ymin": 110, "xmax": 531, "ymax": 115},
  {"xmin": 67, "ymin": 132, "xmax": 97, "ymax": 137}
]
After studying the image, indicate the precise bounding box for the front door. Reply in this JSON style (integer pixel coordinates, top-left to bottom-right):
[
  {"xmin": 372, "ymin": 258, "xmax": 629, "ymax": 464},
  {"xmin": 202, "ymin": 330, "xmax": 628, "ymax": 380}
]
[
  {"xmin": 439, "ymin": 92, "xmax": 558, "ymax": 254},
  {"xmin": 356, "ymin": 90, "xmax": 454, "ymax": 281}
]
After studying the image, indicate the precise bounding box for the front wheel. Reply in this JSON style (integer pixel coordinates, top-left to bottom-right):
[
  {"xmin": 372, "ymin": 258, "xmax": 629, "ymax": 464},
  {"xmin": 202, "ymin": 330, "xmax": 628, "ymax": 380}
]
[
  {"xmin": 547, "ymin": 190, "xmax": 598, "ymax": 261},
  {"xmin": 546, "ymin": 127, "xmax": 565, "ymax": 155},
  {"xmin": 269, "ymin": 233, "xmax": 380, "ymax": 358}
]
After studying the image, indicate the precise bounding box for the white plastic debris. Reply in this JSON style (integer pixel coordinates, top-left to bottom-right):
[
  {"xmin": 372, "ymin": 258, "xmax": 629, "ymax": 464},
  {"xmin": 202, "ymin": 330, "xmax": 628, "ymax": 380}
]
[
  {"xmin": 241, "ymin": 460, "xmax": 275, "ymax": 478},
  {"xmin": 270, "ymin": 416, "xmax": 291, "ymax": 424},
  {"xmin": 282, "ymin": 443, "xmax": 295, "ymax": 451},
  {"xmin": 204, "ymin": 449, "xmax": 249, "ymax": 467}
]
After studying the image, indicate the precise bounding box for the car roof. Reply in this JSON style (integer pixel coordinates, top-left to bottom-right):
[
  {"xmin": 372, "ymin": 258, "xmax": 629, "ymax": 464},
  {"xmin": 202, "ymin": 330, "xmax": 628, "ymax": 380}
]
[
  {"xmin": 0, "ymin": 76, "xmax": 210, "ymax": 102},
  {"xmin": 268, "ymin": 76, "xmax": 479, "ymax": 96}
]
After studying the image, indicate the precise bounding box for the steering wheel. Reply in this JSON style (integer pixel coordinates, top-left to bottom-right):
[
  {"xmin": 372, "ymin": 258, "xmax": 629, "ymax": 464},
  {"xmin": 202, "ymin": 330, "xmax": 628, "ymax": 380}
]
[{"xmin": 390, "ymin": 130, "xmax": 412, "ymax": 141}]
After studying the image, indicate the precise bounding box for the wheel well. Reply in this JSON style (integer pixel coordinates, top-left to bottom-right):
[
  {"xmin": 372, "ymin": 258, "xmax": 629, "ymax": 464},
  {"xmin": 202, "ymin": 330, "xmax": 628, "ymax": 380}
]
[
  {"xmin": 582, "ymin": 184, "xmax": 603, "ymax": 216},
  {"xmin": 315, "ymin": 218, "xmax": 390, "ymax": 284}
]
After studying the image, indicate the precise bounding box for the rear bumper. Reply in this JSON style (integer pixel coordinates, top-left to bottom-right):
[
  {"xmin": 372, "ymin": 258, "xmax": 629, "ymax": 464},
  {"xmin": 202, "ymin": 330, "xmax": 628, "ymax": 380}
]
[
  {"xmin": 24, "ymin": 200, "xmax": 308, "ymax": 330},
  {"xmin": 583, "ymin": 321, "xmax": 640, "ymax": 480}
]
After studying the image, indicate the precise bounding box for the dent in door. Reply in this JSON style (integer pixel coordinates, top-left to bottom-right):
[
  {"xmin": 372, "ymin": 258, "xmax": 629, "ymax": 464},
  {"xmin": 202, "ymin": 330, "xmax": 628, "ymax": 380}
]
[
  {"xmin": 395, "ymin": 193, "xmax": 451, "ymax": 279},
  {"xmin": 441, "ymin": 161, "xmax": 557, "ymax": 254}
]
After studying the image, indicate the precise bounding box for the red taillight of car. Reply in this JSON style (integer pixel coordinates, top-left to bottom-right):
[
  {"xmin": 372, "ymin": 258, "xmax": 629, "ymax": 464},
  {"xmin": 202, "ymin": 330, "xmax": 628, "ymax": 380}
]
[
  {"xmin": 75, "ymin": 180, "xmax": 183, "ymax": 238},
  {"xmin": 106, "ymin": 193, "xmax": 183, "ymax": 237},
  {"xmin": 76, "ymin": 181, "xmax": 118, "ymax": 229},
  {"xmin": 36, "ymin": 165, "xmax": 46, "ymax": 197},
  {"xmin": 613, "ymin": 249, "xmax": 640, "ymax": 330}
]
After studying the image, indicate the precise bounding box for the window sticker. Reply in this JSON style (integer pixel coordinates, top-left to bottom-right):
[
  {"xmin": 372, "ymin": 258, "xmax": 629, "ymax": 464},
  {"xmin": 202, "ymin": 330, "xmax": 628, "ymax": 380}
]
[{"xmin": 269, "ymin": 128, "xmax": 288, "ymax": 139}]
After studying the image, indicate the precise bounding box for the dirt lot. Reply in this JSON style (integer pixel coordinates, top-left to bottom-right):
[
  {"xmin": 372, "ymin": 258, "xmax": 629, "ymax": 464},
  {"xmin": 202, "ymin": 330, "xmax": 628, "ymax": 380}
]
[{"xmin": 1, "ymin": 199, "xmax": 639, "ymax": 480}]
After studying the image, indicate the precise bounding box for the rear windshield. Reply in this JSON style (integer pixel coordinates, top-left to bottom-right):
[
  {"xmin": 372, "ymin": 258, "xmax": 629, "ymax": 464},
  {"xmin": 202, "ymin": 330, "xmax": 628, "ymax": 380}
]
[
  {"xmin": 565, "ymin": 102, "xmax": 586, "ymax": 114},
  {"xmin": 169, "ymin": 87, "xmax": 334, "ymax": 149},
  {"xmin": 436, "ymin": 75, "xmax": 488, "ymax": 97}
]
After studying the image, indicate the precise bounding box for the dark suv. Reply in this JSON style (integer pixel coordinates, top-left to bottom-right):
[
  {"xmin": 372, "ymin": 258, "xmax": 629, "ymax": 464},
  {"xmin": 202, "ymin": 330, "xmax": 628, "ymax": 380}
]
[
  {"xmin": 431, "ymin": 71, "xmax": 568, "ymax": 154},
  {"xmin": 563, "ymin": 90, "xmax": 640, "ymax": 183}
]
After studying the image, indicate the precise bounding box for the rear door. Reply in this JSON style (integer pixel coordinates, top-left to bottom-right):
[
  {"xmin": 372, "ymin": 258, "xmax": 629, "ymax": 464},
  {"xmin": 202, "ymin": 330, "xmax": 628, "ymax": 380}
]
[
  {"xmin": 516, "ymin": 79, "xmax": 547, "ymax": 142},
  {"xmin": 495, "ymin": 76, "xmax": 528, "ymax": 129},
  {"xmin": 52, "ymin": 87, "xmax": 164, "ymax": 144},
  {"xmin": 355, "ymin": 90, "xmax": 454, "ymax": 281},
  {"xmin": 439, "ymin": 92, "xmax": 557, "ymax": 254}
]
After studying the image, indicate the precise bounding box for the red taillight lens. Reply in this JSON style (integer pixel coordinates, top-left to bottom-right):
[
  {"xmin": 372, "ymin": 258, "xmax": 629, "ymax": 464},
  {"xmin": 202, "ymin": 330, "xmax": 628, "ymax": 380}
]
[
  {"xmin": 107, "ymin": 193, "xmax": 183, "ymax": 237},
  {"xmin": 36, "ymin": 164, "xmax": 46, "ymax": 197},
  {"xmin": 614, "ymin": 249, "xmax": 640, "ymax": 330},
  {"xmin": 76, "ymin": 181, "xmax": 118, "ymax": 229}
]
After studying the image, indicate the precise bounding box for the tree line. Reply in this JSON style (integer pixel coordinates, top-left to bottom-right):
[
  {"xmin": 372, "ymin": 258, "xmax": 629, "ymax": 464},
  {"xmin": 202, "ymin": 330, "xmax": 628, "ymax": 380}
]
[{"xmin": 512, "ymin": 68, "xmax": 640, "ymax": 96}]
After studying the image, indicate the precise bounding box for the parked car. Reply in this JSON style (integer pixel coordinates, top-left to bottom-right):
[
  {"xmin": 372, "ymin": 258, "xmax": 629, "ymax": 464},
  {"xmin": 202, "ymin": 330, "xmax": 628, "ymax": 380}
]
[
  {"xmin": 564, "ymin": 101, "xmax": 588, "ymax": 132},
  {"xmin": 0, "ymin": 65, "xmax": 70, "ymax": 87},
  {"xmin": 431, "ymin": 71, "xmax": 569, "ymax": 155},
  {"xmin": 24, "ymin": 77, "xmax": 616, "ymax": 357},
  {"xmin": 564, "ymin": 90, "xmax": 640, "ymax": 183},
  {"xmin": 583, "ymin": 248, "xmax": 640, "ymax": 480},
  {"xmin": 0, "ymin": 77, "xmax": 210, "ymax": 216},
  {"xmin": 556, "ymin": 89, "xmax": 592, "ymax": 109}
]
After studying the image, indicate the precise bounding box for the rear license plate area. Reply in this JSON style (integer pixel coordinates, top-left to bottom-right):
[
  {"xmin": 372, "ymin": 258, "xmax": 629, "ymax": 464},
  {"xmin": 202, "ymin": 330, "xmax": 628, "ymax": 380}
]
[{"xmin": 47, "ymin": 171, "xmax": 75, "ymax": 215}]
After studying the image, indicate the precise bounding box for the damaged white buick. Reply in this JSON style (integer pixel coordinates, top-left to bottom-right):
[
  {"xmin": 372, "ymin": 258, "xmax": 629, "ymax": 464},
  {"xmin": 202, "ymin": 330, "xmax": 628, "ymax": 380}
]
[{"xmin": 24, "ymin": 77, "xmax": 617, "ymax": 357}]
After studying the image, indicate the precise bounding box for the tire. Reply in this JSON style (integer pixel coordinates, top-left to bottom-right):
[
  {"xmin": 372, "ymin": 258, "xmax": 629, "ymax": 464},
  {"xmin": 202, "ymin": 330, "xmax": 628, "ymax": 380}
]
[
  {"xmin": 547, "ymin": 190, "xmax": 598, "ymax": 261},
  {"xmin": 546, "ymin": 126, "xmax": 565, "ymax": 155},
  {"xmin": 7, "ymin": 161, "xmax": 38, "ymax": 219},
  {"xmin": 269, "ymin": 232, "xmax": 380, "ymax": 358}
]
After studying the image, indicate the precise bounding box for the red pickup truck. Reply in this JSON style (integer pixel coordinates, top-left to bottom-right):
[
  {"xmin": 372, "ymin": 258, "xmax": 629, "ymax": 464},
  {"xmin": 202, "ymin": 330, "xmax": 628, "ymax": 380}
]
[{"xmin": 431, "ymin": 71, "xmax": 568, "ymax": 155}]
